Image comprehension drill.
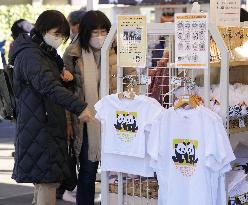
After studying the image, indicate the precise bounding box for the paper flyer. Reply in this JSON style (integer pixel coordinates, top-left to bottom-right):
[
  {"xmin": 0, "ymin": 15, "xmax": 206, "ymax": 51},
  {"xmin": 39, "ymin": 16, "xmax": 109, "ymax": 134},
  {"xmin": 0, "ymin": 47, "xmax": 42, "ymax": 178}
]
[
  {"xmin": 175, "ymin": 13, "xmax": 209, "ymax": 70},
  {"xmin": 117, "ymin": 15, "xmax": 147, "ymax": 68}
]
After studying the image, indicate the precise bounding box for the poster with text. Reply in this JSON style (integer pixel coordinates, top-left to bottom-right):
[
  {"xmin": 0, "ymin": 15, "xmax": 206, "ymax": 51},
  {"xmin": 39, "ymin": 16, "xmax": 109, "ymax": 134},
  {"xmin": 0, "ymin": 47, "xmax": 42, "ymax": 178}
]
[
  {"xmin": 117, "ymin": 15, "xmax": 147, "ymax": 68},
  {"xmin": 175, "ymin": 13, "xmax": 209, "ymax": 70},
  {"xmin": 214, "ymin": 0, "xmax": 240, "ymax": 26}
]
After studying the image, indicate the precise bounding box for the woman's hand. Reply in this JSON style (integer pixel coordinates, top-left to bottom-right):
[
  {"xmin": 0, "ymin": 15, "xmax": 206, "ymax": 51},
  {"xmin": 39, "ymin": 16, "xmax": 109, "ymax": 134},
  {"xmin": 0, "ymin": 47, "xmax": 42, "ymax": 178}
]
[
  {"xmin": 61, "ymin": 69, "xmax": 74, "ymax": 82},
  {"xmin": 78, "ymin": 107, "xmax": 96, "ymax": 123}
]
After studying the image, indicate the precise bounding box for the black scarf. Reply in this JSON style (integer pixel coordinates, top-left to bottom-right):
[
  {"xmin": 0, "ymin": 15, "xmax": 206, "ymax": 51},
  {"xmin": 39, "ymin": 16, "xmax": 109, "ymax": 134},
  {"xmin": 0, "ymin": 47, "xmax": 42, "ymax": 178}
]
[{"xmin": 30, "ymin": 28, "xmax": 64, "ymax": 72}]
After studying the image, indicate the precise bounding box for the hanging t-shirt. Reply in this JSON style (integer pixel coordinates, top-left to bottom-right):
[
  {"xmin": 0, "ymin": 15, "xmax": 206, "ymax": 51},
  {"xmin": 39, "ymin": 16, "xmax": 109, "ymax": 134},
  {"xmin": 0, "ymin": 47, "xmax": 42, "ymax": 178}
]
[
  {"xmin": 95, "ymin": 94, "xmax": 163, "ymax": 176},
  {"xmin": 95, "ymin": 94, "xmax": 163, "ymax": 158},
  {"xmin": 100, "ymin": 138, "xmax": 155, "ymax": 177},
  {"xmin": 197, "ymin": 106, "xmax": 237, "ymax": 205},
  {"xmin": 147, "ymin": 106, "xmax": 235, "ymax": 205}
]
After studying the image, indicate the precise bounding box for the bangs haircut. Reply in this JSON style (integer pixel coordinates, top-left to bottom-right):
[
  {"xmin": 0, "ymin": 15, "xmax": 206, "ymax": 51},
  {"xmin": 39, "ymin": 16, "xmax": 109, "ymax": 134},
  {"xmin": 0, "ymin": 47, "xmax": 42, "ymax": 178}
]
[
  {"xmin": 35, "ymin": 10, "xmax": 70, "ymax": 42},
  {"xmin": 79, "ymin": 10, "xmax": 111, "ymax": 52}
]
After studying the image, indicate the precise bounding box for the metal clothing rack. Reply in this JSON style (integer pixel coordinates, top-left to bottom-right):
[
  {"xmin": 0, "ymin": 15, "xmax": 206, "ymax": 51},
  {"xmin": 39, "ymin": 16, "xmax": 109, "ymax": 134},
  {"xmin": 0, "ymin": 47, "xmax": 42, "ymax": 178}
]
[{"xmin": 100, "ymin": 22, "xmax": 229, "ymax": 205}]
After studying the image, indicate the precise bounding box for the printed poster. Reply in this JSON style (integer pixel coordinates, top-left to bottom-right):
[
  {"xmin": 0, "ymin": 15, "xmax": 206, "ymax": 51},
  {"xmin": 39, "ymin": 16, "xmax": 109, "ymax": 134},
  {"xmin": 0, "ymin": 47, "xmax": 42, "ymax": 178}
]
[
  {"xmin": 175, "ymin": 13, "xmax": 209, "ymax": 70},
  {"xmin": 212, "ymin": 0, "xmax": 240, "ymax": 27},
  {"xmin": 117, "ymin": 15, "xmax": 147, "ymax": 68}
]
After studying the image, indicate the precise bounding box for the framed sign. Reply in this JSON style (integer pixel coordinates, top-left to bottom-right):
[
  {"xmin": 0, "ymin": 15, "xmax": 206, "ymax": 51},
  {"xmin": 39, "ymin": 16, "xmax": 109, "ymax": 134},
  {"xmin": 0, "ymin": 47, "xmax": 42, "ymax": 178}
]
[
  {"xmin": 175, "ymin": 13, "xmax": 209, "ymax": 70},
  {"xmin": 117, "ymin": 15, "xmax": 147, "ymax": 68}
]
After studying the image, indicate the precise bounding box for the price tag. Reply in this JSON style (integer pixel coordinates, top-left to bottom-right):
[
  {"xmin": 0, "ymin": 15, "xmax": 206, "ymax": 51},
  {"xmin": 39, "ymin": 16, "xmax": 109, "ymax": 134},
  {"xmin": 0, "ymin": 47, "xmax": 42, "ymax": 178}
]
[
  {"xmin": 140, "ymin": 75, "xmax": 151, "ymax": 85},
  {"xmin": 171, "ymin": 77, "xmax": 182, "ymax": 86},
  {"xmin": 182, "ymin": 95, "xmax": 189, "ymax": 102},
  {"xmin": 239, "ymin": 118, "xmax": 245, "ymax": 128}
]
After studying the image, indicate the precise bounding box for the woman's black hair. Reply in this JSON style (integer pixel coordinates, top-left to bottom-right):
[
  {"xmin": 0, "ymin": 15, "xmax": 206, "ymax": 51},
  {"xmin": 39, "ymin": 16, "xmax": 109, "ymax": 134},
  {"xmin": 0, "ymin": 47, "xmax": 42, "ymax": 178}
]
[
  {"xmin": 11, "ymin": 19, "xmax": 28, "ymax": 40},
  {"xmin": 241, "ymin": 8, "xmax": 248, "ymax": 22},
  {"xmin": 79, "ymin": 10, "xmax": 111, "ymax": 52},
  {"xmin": 35, "ymin": 10, "xmax": 70, "ymax": 42}
]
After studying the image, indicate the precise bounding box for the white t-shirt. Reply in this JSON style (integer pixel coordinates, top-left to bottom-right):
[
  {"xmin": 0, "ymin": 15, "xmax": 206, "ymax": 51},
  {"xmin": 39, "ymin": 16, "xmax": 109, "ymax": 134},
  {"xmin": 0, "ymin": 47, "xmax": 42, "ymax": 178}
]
[
  {"xmin": 95, "ymin": 94, "xmax": 163, "ymax": 176},
  {"xmin": 95, "ymin": 94, "xmax": 163, "ymax": 158},
  {"xmin": 147, "ymin": 106, "xmax": 235, "ymax": 205},
  {"xmin": 100, "ymin": 139, "xmax": 155, "ymax": 177}
]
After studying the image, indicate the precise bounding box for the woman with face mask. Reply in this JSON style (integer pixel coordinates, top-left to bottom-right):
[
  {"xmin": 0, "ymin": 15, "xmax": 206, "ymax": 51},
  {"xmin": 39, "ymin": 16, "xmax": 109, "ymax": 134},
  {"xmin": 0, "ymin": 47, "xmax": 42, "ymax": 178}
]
[
  {"xmin": 8, "ymin": 10, "xmax": 94, "ymax": 205},
  {"xmin": 63, "ymin": 10, "xmax": 112, "ymax": 205},
  {"xmin": 63, "ymin": 10, "xmax": 137, "ymax": 205}
]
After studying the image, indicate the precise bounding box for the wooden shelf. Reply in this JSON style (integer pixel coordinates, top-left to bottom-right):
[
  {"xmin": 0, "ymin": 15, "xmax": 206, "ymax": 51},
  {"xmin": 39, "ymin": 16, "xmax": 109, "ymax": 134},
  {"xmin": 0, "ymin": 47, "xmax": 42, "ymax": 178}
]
[{"xmin": 211, "ymin": 60, "xmax": 248, "ymax": 68}]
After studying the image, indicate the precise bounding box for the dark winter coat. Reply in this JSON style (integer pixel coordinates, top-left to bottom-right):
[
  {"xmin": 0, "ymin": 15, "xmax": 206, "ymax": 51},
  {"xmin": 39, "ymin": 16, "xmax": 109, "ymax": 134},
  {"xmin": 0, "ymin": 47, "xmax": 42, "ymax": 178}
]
[{"xmin": 9, "ymin": 34, "xmax": 87, "ymax": 183}]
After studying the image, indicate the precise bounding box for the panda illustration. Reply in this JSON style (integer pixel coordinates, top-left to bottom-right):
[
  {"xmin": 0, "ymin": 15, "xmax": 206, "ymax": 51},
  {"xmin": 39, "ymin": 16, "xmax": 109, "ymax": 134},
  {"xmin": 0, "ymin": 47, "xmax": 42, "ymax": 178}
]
[
  {"xmin": 186, "ymin": 143, "xmax": 198, "ymax": 165},
  {"xmin": 114, "ymin": 114, "xmax": 126, "ymax": 131},
  {"xmin": 229, "ymin": 106, "xmax": 235, "ymax": 118},
  {"xmin": 172, "ymin": 142, "xmax": 187, "ymax": 164},
  {"xmin": 123, "ymin": 114, "xmax": 138, "ymax": 133},
  {"xmin": 234, "ymin": 104, "xmax": 242, "ymax": 118}
]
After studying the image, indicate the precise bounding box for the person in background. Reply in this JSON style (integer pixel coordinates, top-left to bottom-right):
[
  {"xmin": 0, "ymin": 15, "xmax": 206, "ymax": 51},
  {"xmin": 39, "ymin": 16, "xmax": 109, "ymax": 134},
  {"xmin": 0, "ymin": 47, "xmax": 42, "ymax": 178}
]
[
  {"xmin": 68, "ymin": 9, "xmax": 86, "ymax": 42},
  {"xmin": 9, "ymin": 10, "xmax": 93, "ymax": 205},
  {"xmin": 241, "ymin": 8, "xmax": 248, "ymax": 22},
  {"xmin": 8, "ymin": 19, "xmax": 34, "ymax": 157},
  {"xmin": 10, "ymin": 19, "xmax": 33, "ymax": 48},
  {"xmin": 0, "ymin": 40, "xmax": 6, "ymax": 67},
  {"xmin": 152, "ymin": 11, "xmax": 174, "ymax": 67},
  {"xmin": 60, "ymin": 9, "xmax": 86, "ymax": 90},
  {"xmin": 63, "ymin": 10, "xmax": 116, "ymax": 205}
]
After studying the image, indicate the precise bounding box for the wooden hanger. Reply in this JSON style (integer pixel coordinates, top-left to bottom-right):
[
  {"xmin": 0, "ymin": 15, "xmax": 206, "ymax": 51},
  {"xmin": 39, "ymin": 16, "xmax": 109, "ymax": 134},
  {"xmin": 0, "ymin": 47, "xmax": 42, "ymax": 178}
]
[{"xmin": 174, "ymin": 94, "xmax": 201, "ymax": 109}]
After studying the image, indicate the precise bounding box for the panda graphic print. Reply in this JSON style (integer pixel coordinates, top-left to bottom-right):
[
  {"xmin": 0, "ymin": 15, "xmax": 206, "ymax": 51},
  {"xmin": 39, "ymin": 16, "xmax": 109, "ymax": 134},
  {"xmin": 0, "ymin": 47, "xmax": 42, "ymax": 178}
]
[
  {"xmin": 172, "ymin": 139, "xmax": 199, "ymax": 177},
  {"xmin": 114, "ymin": 111, "xmax": 138, "ymax": 142}
]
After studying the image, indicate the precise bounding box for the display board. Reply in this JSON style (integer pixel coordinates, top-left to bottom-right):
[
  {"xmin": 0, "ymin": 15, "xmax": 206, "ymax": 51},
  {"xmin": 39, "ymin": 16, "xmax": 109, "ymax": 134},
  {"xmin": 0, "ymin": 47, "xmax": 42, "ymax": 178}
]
[
  {"xmin": 175, "ymin": 13, "xmax": 209, "ymax": 69},
  {"xmin": 117, "ymin": 15, "xmax": 147, "ymax": 68}
]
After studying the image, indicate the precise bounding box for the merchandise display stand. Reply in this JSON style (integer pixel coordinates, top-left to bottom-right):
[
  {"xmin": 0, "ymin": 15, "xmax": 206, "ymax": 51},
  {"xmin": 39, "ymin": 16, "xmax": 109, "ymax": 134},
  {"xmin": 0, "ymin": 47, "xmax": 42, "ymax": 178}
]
[
  {"xmin": 210, "ymin": 26, "xmax": 248, "ymax": 137},
  {"xmin": 100, "ymin": 22, "xmax": 229, "ymax": 205}
]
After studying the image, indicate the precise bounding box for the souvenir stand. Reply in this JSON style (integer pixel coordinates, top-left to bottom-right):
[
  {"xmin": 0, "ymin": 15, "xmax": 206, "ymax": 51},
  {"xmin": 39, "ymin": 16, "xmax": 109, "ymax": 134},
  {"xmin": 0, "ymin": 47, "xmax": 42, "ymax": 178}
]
[{"xmin": 100, "ymin": 20, "xmax": 229, "ymax": 205}]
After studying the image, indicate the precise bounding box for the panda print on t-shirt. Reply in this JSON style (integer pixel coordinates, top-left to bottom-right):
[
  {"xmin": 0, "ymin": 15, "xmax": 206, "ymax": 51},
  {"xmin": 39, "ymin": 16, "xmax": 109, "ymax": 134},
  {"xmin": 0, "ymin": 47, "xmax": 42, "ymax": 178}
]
[
  {"xmin": 114, "ymin": 111, "xmax": 138, "ymax": 143},
  {"xmin": 172, "ymin": 139, "xmax": 199, "ymax": 177}
]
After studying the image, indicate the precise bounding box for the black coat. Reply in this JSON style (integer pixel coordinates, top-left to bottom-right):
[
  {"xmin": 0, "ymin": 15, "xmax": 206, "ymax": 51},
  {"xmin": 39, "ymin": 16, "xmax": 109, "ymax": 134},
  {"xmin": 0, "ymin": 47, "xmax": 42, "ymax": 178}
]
[{"xmin": 9, "ymin": 34, "xmax": 87, "ymax": 183}]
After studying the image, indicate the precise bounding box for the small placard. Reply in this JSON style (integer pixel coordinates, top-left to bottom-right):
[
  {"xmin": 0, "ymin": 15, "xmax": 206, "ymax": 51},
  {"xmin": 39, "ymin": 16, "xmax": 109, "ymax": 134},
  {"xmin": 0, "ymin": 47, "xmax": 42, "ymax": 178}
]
[{"xmin": 182, "ymin": 95, "xmax": 190, "ymax": 102}]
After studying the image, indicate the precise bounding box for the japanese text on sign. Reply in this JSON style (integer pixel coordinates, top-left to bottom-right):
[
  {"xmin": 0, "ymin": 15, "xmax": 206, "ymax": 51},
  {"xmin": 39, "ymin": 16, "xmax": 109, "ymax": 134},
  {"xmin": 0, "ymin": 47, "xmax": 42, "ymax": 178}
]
[
  {"xmin": 175, "ymin": 13, "xmax": 209, "ymax": 70},
  {"xmin": 215, "ymin": 0, "xmax": 240, "ymax": 26},
  {"xmin": 117, "ymin": 15, "xmax": 147, "ymax": 68}
]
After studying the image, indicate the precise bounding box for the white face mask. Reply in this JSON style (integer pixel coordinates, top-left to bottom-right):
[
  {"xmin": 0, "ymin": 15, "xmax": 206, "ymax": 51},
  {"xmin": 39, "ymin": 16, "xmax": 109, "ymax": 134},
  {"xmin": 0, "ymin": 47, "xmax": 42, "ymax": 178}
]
[
  {"xmin": 43, "ymin": 33, "xmax": 63, "ymax": 49},
  {"xmin": 89, "ymin": 36, "xmax": 106, "ymax": 50}
]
